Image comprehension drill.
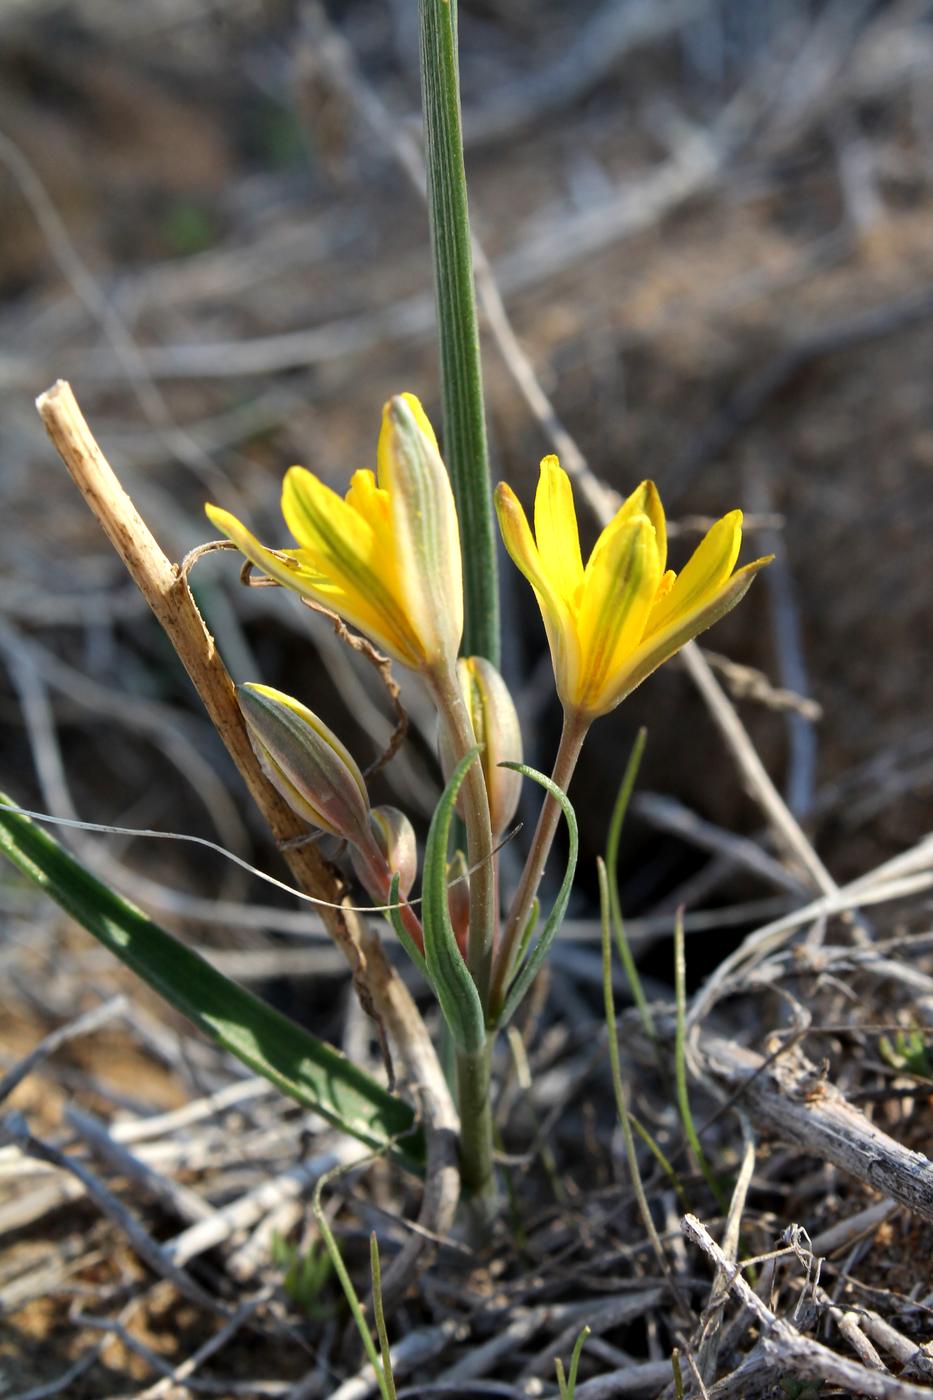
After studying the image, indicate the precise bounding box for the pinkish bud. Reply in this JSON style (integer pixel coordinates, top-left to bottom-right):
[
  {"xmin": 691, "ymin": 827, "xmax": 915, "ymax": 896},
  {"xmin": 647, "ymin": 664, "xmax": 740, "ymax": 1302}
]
[
  {"xmin": 238, "ymin": 683, "xmax": 370, "ymax": 845},
  {"xmin": 352, "ymin": 805, "xmax": 418, "ymax": 898},
  {"xmin": 439, "ymin": 657, "xmax": 523, "ymax": 837}
]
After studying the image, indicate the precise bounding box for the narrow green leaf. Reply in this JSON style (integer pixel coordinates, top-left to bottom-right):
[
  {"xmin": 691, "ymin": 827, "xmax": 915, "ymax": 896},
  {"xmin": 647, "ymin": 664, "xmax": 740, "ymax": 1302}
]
[
  {"xmin": 421, "ymin": 751, "xmax": 485, "ymax": 1052},
  {"xmin": 370, "ymin": 1233, "xmax": 398, "ymax": 1400},
  {"xmin": 671, "ymin": 1349, "xmax": 685, "ymax": 1400},
  {"xmin": 314, "ymin": 1162, "xmax": 391, "ymax": 1400},
  {"xmin": 494, "ymin": 762, "xmax": 578, "ymax": 1027},
  {"xmin": 514, "ymin": 897, "xmax": 540, "ymax": 972},
  {"xmin": 598, "ymin": 856, "xmax": 686, "ymax": 1310},
  {"xmin": 385, "ymin": 872, "xmax": 430, "ymax": 980},
  {"xmin": 0, "ymin": 795, "xmax": 422, "ymax": 1165},
  {"xmin": 566, "ymin": 1324, "xmax": 591, "ymax": 1398},
  {"xmin": 673, "ymin": 908, "xmax": 728, "ymax": 1211},
  {"xmin": 605, "ymin": 728, "xmax": 655, "ymax": 1039},
  {"xmin": 419, "ymin": 0, "xmax": 499, "ymax": 664}
]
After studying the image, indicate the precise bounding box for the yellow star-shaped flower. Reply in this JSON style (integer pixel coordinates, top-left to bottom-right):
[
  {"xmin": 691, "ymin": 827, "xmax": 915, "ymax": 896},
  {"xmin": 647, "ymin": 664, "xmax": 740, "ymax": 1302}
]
[{"xmin": 495, "ymin": 457, "xmax": 771, "ymax": 718}]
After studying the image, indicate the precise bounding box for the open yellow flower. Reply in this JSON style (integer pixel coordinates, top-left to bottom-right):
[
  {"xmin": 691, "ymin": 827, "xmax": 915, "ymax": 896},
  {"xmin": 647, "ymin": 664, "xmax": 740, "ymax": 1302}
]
[
  {"xmin": 495, "ymin": 456, "xmax": 771, "ymax": 719},
  {"xmin": 206, "ymin": 394, "xmax": 463, "ymax": 671}
]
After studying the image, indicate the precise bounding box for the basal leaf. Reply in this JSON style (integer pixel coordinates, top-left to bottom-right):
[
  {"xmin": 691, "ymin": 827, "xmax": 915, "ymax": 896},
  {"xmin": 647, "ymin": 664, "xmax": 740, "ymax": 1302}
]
[{"xmin": 0, "ymin": 795, "xmax": 422, "ymax": 1165}]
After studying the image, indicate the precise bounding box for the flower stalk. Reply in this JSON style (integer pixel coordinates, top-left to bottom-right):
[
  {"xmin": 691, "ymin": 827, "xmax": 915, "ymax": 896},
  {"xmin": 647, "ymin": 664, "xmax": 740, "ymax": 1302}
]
[
  {"xmin": 429, "ymin": 664, "xmax": 496, "ymax": 1007},
  {"xmin": 490, "ymin": 708, "xmax": 589, "ymax": 1018}
]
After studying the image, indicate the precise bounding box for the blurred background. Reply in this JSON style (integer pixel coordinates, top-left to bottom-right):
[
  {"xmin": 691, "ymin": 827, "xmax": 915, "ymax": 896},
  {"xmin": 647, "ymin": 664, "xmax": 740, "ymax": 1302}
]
[{"xmin": 2, "ymin": 0, "xmax": 932, "ymax": 996}]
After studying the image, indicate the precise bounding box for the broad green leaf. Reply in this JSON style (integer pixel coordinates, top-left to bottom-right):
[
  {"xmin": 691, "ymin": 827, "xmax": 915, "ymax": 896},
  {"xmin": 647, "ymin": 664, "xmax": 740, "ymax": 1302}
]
[
  {"xmin": 0, "ymin": 795, "xmax": 422, "ymax": 1165},
  {"xmin": 494, "ymin": 762, "xmax": 578, "ymax": 1027},
  {"xmin": 420, "ymin": 751, "xmax": 485, "ymax": 1052}
]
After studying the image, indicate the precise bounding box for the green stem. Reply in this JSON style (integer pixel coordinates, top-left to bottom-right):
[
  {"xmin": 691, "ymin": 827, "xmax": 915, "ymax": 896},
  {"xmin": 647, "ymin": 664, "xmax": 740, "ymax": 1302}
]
[
  {"xmin": 673, "ymin": 908, "xmax": 729, "ymax": 1212},
  {"xmin": 598, "ymin": 858, "xmax": 688, "ymax": 1316},
  {"xmin": 490, "ymin": 708, "xmax": 589, "ymax": 1013},
  {"xmin": 430, "ymin": 665, "xmax": 496, "ymax": 1008},
  {"xmin": 418, "ymin": 0, "xmax": 499, "ymax": 664},
  {"xmin": 605, "ymin": 728, "xmax": 656, "ymax": 1041},
  {"xmin": 370, "ymin": 1234, "xmax": 397, "ymax": 1400},
  {"xmin": 565, "ymin": 1325, "xmax": 591, "ymax": 1398},
  {"xmin": 455, "ymin": 1039, "xmax": 495, "ymax": 1203}
]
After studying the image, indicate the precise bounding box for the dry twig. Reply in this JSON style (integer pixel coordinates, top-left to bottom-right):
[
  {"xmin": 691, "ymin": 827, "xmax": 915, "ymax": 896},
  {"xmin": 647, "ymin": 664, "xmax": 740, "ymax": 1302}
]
[
  {"xmin": 695, "ymin": 1033, "xmax": 933, "ymax": 1226},
  {"xmin": 684, "ymin": 1214, "xmax": 933, "ymax": 1399}
]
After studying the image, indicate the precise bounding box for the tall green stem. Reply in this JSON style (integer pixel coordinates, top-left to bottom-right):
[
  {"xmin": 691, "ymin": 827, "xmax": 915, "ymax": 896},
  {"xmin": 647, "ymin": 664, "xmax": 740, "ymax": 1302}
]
[
  {"xmin": 419, "ymin": 0, "xmax": 499, "ymax": 664},
  {"xmin": 429, "ymin": 664, "xmax": 497, "ymax": 1209},
  {"xmin": 489, "ymin": 709, "xmax": 589, "ymax": 1014}
]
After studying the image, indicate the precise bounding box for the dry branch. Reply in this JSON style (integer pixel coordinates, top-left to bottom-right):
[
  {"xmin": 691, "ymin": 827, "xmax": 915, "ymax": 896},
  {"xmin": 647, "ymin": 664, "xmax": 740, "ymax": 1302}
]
[
  {"xmin": 684, "ymin": 1214, "xmax": 933, "ymax": 1399},
  {"xmin": 697, "ymin": 1033, "xmax": 933, "ymax": 1226},
  {"xmin": 35, "ymin": 381, "xmax": 353, "ymax": 937}
]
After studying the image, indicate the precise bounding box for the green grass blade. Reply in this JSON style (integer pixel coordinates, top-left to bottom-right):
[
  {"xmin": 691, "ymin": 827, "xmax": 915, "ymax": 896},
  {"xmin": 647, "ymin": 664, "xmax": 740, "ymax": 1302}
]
[
  {"xmin": 566, "ymin": 1323, "xmax": 591, "ymax": 1397},
  {"xmin": 370, "ymin": 1233, "xmax": 398, "ymax": 1400},
  {"xmin": 419, "ymin": 0, "xmax": 499, "ymax": 663},
  {"xmin": 628, "ymin": 1111, "xmax": 689, "ymax": 1211},
  {"xmin": 604, "ymin": 728, "xmax": 655, "ymax": 1040},
  {"xmin": 598, "ymin": 856, "xmax": 687, "ymax": 1312},
  {"xmin": 0, "ymin": 794, "xmax": 422, "ymax": 1164},
  {"xmin": 671, "ymin": 1348, "xmax": 685, "ymax": 1400},
  {"xmin": 314, "ymin": 1163, "xmax": 391, "ymax": 1400},
  {"xmin": 673, "ymin": 907, "xmax": 728, "ymax": 1210}
]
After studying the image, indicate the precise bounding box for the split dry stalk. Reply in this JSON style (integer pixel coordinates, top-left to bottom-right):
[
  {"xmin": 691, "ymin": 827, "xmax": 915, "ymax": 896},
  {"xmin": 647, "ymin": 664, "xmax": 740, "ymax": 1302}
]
[{"xmin": 36, "ymin": 381, "xmax": 351, "ymax": 923}]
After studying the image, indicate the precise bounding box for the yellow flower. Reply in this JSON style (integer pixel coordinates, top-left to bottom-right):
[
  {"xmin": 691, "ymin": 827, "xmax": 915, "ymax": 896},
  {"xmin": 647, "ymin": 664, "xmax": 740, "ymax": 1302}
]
[
  {"xmin": 206, "ymin": 394, "xmax": 463, "ymax": 671},
  {"xmin": 495, "ymin": 456, "xmax": 771, "ymax": 718}
]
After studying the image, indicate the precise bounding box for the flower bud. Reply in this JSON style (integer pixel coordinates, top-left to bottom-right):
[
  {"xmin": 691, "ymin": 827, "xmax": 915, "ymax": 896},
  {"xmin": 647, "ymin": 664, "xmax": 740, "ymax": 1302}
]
[
  {"xmin": 439, "ymin": 657, "xmax": 523, "ymax": 837},
  {"xmin": 238, "ymin": 683, "xmax": 370, "ymax": 844},
  {"xmin": 352, "ymin": 805, "xmax": 418, "ymax": 898},
  {"xmin": 377, "ymin": 393, "xmax": 464, "ymax": 668},
  {"xmin": 446, "ymin": 849, "xmax": 470, "ymax": 957}
]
